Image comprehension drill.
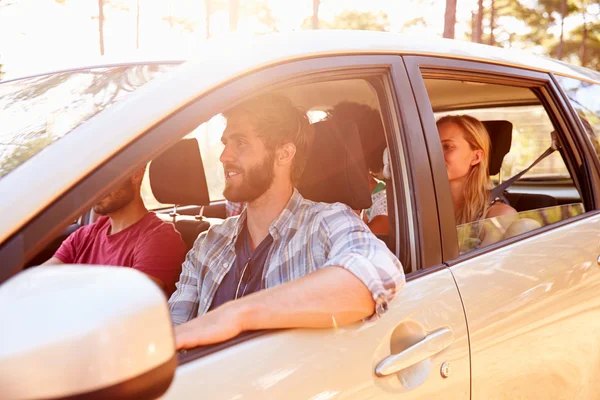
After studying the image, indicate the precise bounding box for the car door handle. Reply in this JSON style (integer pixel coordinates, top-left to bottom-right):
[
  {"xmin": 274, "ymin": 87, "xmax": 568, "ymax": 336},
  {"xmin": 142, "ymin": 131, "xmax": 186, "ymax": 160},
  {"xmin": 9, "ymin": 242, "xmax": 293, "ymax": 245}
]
[{"xmin": 375, "ymin": 327, "xmax": 454, "ymax": 377}]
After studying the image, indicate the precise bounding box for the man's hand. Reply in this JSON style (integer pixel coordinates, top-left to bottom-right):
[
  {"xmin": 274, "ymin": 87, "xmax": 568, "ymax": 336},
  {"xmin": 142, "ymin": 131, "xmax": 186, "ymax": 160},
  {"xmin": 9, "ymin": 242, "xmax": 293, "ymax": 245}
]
[{"xmin": 175, "ymin": 302, "xmax": 244, "ymax": 350}]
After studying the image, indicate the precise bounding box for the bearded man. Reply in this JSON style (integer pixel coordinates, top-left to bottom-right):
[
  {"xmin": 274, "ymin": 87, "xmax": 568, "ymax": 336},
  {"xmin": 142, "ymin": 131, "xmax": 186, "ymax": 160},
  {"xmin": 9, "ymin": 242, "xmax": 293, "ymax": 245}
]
[
  {"xmin": 44, "ymin": 168, "xmax": 187, "ymax": 296},
  {"xmin": 169, "ymin": 93, "xmax": 405, "ymax": 350}
]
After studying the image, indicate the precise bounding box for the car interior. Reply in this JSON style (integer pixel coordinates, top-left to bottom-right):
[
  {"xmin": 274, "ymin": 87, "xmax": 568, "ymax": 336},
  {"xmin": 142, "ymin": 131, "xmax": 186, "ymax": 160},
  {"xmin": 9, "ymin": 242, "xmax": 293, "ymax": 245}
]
[
  {"xmin": 424, "ymin": 78, "xmax": 587, "ymax": 254},
  {"xmin": 26, "ymin": 76, "xmax": 406, "ymax": 270},
  {"xmin": 25, "ymin": 75, "xmax": 589, "ymax": 269}
]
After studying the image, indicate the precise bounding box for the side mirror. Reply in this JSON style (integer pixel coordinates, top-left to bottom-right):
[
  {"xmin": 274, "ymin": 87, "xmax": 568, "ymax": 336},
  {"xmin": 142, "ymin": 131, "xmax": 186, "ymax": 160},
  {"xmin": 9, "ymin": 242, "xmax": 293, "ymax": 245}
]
[{"xmin": 0, "ymin": 266, "xmax": 176, "ymax": 400}]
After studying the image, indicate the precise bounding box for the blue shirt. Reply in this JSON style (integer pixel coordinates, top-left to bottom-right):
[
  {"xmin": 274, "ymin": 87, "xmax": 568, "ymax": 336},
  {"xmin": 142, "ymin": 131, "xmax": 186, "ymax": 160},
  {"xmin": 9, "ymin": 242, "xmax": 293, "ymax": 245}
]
[{"xmin": 208, "ymin": 224, "xmax": 273, "ymax": 311}]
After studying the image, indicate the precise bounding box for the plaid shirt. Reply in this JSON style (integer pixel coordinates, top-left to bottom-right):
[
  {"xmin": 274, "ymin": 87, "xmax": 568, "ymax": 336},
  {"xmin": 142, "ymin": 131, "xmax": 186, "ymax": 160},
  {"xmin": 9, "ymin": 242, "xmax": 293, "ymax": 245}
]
[
  {"xmin": 225, "ymin": 201, "xmax": 245, "ymax": 217},
  {"xmin": 168, "ymin": 189, "xmax": 405, "ymax": 326}
]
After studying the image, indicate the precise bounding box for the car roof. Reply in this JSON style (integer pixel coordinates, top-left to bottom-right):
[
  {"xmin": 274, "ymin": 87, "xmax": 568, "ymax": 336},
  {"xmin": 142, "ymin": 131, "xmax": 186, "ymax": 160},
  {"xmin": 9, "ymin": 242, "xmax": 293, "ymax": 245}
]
[
  {"xmin": 176, "ymin": 30, "xmax": 595, "ymax": 85},
  {"xmin": 3, "ymin": 30, "xmax": 599, "ymax": 85}
]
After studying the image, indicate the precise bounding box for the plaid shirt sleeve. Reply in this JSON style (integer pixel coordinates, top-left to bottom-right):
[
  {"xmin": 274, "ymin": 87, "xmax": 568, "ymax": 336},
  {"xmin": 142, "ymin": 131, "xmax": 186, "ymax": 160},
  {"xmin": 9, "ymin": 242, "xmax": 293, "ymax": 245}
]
[
  {"xmin": 168, "ymin": 232, "xmax": 206, "ymax": 325},
  {"xmin": 319, "ymin": 205, "xmax": 405, "ymax": 319}
]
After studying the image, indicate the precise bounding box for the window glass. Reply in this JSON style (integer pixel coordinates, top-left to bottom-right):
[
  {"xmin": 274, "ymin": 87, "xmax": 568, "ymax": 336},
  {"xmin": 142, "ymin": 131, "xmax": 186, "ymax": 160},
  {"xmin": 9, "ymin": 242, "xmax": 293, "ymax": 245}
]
[
  {"xmin": 436, "ymin": 105, "xmax": 569, "ymax": 181},
  {"xmin": 555, "ymin": 76, "xmax": 600, "ymax": 158},
  {"xmin": 140, "ymin": 114, "xmax": 226, "ymax": 210},
  {"xmin": 423, "ymin": 78, "xmax": 585, "ymax": 256},
  {"xmin": 458, "ymin": 204, "xmax": 585, "ymax": 254},
  {"xmin": 0, "ymin": 64, "xmax": 178, "ymax": 180}
]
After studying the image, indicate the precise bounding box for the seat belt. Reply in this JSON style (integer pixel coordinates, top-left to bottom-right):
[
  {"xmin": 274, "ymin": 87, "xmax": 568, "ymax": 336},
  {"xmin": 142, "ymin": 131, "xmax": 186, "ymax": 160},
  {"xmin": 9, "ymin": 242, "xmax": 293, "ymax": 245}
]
[{"xmin": 490, "ymin": 131, "xmax": 560, "ymax": 200}]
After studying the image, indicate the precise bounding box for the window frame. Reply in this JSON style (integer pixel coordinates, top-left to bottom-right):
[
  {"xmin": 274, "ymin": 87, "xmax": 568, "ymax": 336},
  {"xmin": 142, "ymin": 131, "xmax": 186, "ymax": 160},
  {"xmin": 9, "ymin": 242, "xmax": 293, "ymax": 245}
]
[
  {"xmin": 552, "ymin": 74, "xmax": 600, "ymax": 197},
  {"xmin": 403, "ymin": 55, "xmax": 600, "ymax": 265}
]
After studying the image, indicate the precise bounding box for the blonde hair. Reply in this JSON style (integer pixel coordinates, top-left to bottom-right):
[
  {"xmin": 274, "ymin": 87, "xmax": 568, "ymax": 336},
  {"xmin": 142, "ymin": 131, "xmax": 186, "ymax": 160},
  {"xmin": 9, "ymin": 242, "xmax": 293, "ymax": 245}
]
[{"xmin": 437, "ymin": 115, "xmax": 491, "ymax": 225}]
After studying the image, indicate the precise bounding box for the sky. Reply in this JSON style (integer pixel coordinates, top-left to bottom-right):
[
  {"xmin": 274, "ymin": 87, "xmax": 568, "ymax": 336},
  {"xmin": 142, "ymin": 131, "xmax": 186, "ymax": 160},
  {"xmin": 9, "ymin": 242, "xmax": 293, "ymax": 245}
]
[{"xmin": 0, "ymin": 0, "xmax": 590, "ymax": 79}]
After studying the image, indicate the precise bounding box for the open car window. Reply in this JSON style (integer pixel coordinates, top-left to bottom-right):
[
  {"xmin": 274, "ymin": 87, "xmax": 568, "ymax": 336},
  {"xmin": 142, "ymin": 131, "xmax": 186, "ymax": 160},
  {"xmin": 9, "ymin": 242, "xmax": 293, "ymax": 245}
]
[
  {"xmin": 435, "ymin": 104, "xmax": 570, "ymax": 182},
  {"xmin": 421, "ymin": 76, "xmax": 588, "ymax": 258},
  {"xmin": 0, "ymin": 63, "xmax": 178, "ymax": 181}
]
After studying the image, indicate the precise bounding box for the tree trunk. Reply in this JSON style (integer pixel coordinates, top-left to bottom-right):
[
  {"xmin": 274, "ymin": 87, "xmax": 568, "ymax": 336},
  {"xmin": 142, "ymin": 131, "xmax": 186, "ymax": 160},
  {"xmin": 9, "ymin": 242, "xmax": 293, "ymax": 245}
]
[
  {"xmin": 312, "ymin": 0, "xmax": 320, "ymax": 30},
  {"xmin": 443, "ymin": 0, "xmax": 457, "ymax": 39},
  {"xmin": 488, "ymin": 0, "xmax": 495, "ymax": 45},
  {"xmin": 135, "ymin": 0, "xmax": 140, "ymax": 49},
  {"xmin": 205, "ymin": 0, "xmax": 211, "ymax": 39},
  {"xmin": 580, "ymin": 10, "xmax": 588, "ymax": 66},
  {"xmin": 557, "ymin": 0, "xmax": 567, "ymax": 59},
  {"xmin": 475, "ymin": 0, "xmax": 484, "ymax": 43},
  {"xmin": 98, "ymin": 0, "xmax": 104, "ymax": 55},
  {"xmin": 229, "ymin": 0, "xmax": 238, "ymax": 32}
]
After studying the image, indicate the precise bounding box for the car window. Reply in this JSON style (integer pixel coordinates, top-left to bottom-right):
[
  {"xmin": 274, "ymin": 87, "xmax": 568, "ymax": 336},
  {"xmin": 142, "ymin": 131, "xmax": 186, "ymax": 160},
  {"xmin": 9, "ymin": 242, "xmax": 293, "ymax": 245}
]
[
  {"xmin": 141, "ymin": 114, "xmax": 227, "ymax": 210},
  {"xmin": 435, "ymin": 105, "xmax": 569, "ymax": 181},
  {"xmin": 0, "ymin": 63, "xmax": 178, "ymax": 180},
  {"xmin": 422, "ymin": 78, "xmax": 586, "ymax": 256},
  {"xmin": 555, "ymin": 76, "xmax": 600, "ymax": 159},
  {"xmin": 457, "ymin": 203, "xmax": 585, "ymax": 254},
  {"xmin": 141, "ymin": 76, "xmax": 409, "ymax": 267}
]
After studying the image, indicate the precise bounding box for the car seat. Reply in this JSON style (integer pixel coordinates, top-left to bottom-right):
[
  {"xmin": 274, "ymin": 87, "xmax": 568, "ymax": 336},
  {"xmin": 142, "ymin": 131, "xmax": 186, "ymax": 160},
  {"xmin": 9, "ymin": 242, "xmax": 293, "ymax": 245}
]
[
  {"xmin": 149, "ymin": 139, "xmax": 212, "ymax": 250},
  {"xmin": 484, "ymin": 120, "xmax": 557, "ymax": 212}
]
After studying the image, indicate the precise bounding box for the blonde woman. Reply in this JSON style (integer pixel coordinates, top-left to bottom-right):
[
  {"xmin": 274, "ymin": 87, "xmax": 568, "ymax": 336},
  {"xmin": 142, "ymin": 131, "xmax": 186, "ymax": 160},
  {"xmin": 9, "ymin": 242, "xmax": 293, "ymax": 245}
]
[{"xmin": 437, "ymin": 115, "xmax": 517, "ymax": 251}]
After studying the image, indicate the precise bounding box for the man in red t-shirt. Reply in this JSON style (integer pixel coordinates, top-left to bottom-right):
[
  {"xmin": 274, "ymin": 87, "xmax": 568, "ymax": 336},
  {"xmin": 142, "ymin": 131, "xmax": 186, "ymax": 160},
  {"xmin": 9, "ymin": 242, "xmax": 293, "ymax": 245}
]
[{"xmin": 44, "ymin": 168, "xmax": 187, "ymax": 296}]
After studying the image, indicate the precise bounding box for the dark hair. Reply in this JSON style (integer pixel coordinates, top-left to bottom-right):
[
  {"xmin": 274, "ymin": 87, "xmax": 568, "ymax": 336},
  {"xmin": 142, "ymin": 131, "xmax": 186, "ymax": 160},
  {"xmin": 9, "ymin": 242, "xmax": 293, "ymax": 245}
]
[
  {"xmin": 223, "ymin": 93, "xmax": 314, "ymax": 183},
  {"xmin": 327, "ymin": 102, "xmax": 386, "ymax": 173}
]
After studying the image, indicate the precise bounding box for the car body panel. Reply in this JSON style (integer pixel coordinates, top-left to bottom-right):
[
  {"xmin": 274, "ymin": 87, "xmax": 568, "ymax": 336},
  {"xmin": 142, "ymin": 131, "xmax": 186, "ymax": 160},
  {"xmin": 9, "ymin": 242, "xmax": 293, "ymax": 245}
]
[
  {"xmin": 163, "ymin": 268, "xmax": 469, "ymax": 399},
  {"xmin": 451, "ymin": 212, "xmax": 600, "ymax": 398}
]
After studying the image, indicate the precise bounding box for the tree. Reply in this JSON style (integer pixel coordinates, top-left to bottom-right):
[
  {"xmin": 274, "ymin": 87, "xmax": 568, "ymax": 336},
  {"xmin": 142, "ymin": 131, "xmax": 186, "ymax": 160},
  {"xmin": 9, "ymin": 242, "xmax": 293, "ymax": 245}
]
[
  {"xmin": 312, "ymin": 0, "xmax": 320, "ymax": 29},
  {"xmin": 229, "ymin": 0, "xmax": 239, "ymax": 32},
  {"xmin": 135, "ymin": 0, "xmax": 140, "ymax": 49},
  {"xmin": 205, "ymin": 0, "xmax": 211, "ymax": 38},
  {"xmin": 489, "ymin": 0, "xmax": 495, "ymax": 45},
  {"xmin": 330, "ymin": 10, "xmax": 389, "ymax": 31},
  {"xmin": 473, "ymin": 0, "xmax": 484, "ymax": 43},
  {"xmin": 549, "ymin": 19, "xmax": 600, "ymax": 69},
  {"xmin": 98, "ymin": 0, "xmax": 105, "ymax": 55},
  {"xmin": 443, "ymin": 0, "xmax": 457, "ymax": 39}
]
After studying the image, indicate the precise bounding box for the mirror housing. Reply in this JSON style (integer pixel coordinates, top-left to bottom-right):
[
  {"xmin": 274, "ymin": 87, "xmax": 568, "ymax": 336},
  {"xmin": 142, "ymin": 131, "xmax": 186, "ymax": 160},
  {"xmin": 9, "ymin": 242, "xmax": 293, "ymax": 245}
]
[{"xmin": 0, "ymin": 266, "xmax": 176, "ymax": 400}]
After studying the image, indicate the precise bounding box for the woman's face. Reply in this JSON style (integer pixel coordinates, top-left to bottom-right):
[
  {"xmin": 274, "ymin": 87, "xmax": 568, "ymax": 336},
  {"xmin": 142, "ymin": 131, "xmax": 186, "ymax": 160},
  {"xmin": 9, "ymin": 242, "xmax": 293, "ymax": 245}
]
[{"xmin": 438, "ymin": 122, "xmax": 483, "ymax": 183}]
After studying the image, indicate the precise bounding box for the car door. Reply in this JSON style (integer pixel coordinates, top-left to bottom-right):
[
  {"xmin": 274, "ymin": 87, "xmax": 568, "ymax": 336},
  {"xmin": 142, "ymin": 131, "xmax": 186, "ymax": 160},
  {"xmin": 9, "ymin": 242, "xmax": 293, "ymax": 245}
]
[
  {"xmin": 160, "ymin": 55, "xmax": 470, "ymax": 399},
  {"xmin": 0, "ymin": 53, "xmax": 470, "ymax": 398},
  {"xmin": 406, "ymin": 55, "xmax": 600, "ymax": 398}
]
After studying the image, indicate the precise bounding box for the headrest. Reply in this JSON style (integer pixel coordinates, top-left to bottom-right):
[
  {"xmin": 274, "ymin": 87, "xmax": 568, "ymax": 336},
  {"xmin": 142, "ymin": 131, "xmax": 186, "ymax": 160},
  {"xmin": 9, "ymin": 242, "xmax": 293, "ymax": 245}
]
[
  {"xmin": 149, "ymin": 139, "xmax": 210, "ymax": 206},
  {"xmin": 298, "ymin": 119, "xmax": 372, "ymax": 209},
  {"xmin": 483, "ymin": 120, "xmax": 513, "ymax": 176}
]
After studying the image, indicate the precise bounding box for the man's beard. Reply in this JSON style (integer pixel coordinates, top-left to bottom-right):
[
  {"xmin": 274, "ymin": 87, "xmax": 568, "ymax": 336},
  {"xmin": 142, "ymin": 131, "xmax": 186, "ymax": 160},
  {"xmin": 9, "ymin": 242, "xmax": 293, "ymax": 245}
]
[
  {"xmin": 93, "ymin": 181, "xmax": 136, "ymax": 215},
  {"xmin": 223, "ymin": 152, "xmax": 275, "ymax": 203}
]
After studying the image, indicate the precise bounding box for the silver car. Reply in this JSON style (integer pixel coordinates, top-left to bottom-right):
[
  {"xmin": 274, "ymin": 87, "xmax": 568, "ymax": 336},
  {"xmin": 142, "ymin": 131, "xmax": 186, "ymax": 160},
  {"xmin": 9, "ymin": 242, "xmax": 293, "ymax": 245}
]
[{"xmin": 1, "ymin": 30, "xmax": 600, "ymax": 399}]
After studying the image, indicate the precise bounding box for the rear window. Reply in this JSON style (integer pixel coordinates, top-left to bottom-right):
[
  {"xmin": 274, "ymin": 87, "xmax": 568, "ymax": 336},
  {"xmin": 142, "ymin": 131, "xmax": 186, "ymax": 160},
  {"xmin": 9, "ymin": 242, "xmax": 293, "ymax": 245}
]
[{"xmin": 0, "ymin": 63, "xmax": 178, "ymax": 180}]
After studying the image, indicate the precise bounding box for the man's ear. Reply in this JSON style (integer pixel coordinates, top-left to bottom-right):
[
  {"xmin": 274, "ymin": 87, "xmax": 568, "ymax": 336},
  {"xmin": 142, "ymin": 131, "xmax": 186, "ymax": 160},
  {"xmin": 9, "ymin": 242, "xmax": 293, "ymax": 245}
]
[
  {"xmin": 275, "ymin": 143, "xmax": 296, "ymax": 166},
  {"xmin": 471, "ymin": 149, "xmax": 483, "ymax": 166}
]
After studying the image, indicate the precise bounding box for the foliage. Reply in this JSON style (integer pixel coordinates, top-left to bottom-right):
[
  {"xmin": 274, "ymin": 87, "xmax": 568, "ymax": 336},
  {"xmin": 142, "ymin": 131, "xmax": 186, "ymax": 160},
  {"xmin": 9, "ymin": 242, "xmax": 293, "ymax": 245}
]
[
  {"xmin": 303, "ymin": 9, "xmax": 389, "ymax": 31},
  {"xmin": 331, "ymin": 10, "xmax": 389, "ymax": 31}
]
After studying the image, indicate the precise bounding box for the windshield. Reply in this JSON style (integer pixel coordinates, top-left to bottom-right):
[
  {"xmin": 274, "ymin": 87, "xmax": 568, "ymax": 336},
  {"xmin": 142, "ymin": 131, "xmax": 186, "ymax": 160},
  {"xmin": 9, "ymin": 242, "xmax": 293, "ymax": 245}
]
[{"xmin": 0, "ymin": 63, "xmax": 179, "ymax": 180}]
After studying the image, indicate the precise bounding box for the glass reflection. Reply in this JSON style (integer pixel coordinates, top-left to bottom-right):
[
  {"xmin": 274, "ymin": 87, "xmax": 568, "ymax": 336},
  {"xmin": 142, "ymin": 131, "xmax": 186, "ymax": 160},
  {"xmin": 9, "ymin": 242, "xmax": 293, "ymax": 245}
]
[
  {"xmin": 555, "ymin": 76, "xmax": 600, "ymax": 157},
  {"xmin": 457, "ymin": 203, "xmax": 585, "ymax": 254},
  {"xmin": 0, "ymin": 63, "xmax": 178, "ymax": 180}
]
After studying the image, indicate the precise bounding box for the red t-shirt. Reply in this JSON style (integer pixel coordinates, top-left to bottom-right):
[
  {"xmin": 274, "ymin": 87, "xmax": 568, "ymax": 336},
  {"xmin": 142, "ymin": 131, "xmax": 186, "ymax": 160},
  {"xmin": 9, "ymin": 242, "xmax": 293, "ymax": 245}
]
[{"xmin": 54, "ymin": 213, "xmax": 186, "ymax": 296}]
